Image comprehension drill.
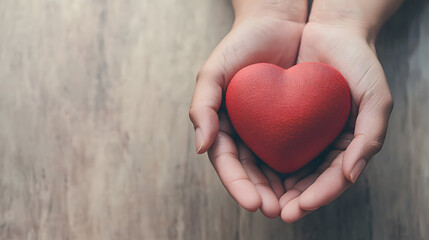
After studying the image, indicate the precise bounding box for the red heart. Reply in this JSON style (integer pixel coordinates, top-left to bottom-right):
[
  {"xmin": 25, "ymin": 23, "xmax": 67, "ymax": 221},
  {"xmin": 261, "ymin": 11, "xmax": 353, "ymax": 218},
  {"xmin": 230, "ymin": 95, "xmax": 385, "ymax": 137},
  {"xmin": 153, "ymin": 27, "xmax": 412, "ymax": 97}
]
[{"xmin": 226, "ymin": 62, "xmax": 351, "ymax": 173}]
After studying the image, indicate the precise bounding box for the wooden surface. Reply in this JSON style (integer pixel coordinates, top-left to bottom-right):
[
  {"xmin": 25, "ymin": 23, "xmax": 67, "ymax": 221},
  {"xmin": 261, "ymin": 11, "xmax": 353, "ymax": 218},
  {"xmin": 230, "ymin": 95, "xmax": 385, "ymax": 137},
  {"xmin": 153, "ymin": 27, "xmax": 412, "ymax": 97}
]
[{"xmin": 0, "ymin": 0, "xmax": 428, "ymax": 239}]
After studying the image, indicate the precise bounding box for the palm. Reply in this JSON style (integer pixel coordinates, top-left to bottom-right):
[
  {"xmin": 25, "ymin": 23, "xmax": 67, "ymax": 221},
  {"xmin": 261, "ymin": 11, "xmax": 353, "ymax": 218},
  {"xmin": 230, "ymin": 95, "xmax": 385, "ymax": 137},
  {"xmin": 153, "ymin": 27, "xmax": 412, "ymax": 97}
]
[{"xmin": 279, "ymin": 23, "xmax": 393, "ymax": 222}]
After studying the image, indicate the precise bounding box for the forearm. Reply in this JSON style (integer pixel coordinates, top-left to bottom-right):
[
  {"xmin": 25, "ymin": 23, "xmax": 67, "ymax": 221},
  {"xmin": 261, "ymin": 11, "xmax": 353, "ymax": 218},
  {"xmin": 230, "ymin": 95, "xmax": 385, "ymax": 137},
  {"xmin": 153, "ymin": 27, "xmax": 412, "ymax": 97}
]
[
  {"xmin": 232, "ymin": 0, "xmax": 308, "ymax": 23},
  {"xmin": 309, "ymin": 0, "xmax": 403, "ymax": 39}
]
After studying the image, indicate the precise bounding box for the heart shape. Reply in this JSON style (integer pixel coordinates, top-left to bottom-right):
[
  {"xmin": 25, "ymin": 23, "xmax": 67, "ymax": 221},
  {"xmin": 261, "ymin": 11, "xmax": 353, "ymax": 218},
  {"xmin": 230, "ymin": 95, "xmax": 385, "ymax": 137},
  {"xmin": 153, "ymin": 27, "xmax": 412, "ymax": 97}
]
[{"xmin": 226, "ymin": 62, "xmax": 351, "ymax": 173}]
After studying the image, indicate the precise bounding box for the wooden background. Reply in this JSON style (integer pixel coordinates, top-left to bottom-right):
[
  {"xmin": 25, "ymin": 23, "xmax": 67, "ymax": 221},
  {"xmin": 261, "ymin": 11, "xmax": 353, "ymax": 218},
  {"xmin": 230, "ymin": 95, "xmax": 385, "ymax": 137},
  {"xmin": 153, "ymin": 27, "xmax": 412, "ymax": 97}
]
[{"xmin": 0, "ymin": 0, "xmax": 428, "ymax": 239}]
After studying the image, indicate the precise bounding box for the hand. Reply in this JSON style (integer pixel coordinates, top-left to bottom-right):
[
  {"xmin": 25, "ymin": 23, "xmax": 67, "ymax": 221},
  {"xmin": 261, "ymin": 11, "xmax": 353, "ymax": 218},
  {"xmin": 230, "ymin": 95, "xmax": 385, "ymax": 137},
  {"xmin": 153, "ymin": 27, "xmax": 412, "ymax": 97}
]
[
  {"xmin": 189, "ymin": 1, "xmax": 307, "ymax": 218},
  {"xmin": 279, "ymin": 1, "xmax": 400, "ymax": 222}
]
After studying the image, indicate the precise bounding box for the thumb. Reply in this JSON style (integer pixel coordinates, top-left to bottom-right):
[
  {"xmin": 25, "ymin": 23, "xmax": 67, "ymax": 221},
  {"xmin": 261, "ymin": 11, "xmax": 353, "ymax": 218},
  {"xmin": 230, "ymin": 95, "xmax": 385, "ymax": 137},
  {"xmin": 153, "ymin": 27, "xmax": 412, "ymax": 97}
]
[
  {"xmin": 189, "ymin": 66, "xmax": 224, "ymax": 153},
  {"xmin": 342, "ymin": 68, "xmax": 394, "ymax": 183},
  {"xmin": 189, "ymin": 35, "xmax": 242, "ymax": 153}
]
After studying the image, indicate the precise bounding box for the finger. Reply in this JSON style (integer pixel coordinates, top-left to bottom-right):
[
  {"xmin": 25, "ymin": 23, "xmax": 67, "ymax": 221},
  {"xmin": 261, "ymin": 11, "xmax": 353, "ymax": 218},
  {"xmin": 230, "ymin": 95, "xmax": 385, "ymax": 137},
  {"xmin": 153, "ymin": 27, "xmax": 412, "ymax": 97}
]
[
  {"xmin": 299, "ymin": 152, "xmax": 352, "ymax": 211},
  {"xmin": 280, "ymin": 151, "xmax": 341, "ymax": 222},
  {"xmin": 343, "ymin": 66, "xmax": 394, "ymax": 183},
  {"xmin": 189, "ymin": 32, "xmax": 242, "ymax": 154},
  {"xmin": 189, "ymin": 69, "xmax": 223, "ymax": 154},
  {"xmin": 238, "ymin": 142, "xmax": 280, "ymax": 218},
  {"xmin": 280, "ymin": 174, "xmax": 320, "ymax": 223},
  {"xmin": 260, "ymin": 163, "xmax": 285, "ymax": 199},
  {"xmin": 281, "ymin": 198, "xmax": 312, "ymax": 223},
  {"xmin": 280, "ymin": 173, "xmax": 319, "ymax": 208},
  {"xmin": 189, "ymin": 32, "xmax": 251, "ymax": 154},
  {"xmin": 208, "ymin": 131, "xmax": 261, "ymax": 212},
  {"xmin": 280, "ymin": 150, "xmax": 341, "ymax": 208}
]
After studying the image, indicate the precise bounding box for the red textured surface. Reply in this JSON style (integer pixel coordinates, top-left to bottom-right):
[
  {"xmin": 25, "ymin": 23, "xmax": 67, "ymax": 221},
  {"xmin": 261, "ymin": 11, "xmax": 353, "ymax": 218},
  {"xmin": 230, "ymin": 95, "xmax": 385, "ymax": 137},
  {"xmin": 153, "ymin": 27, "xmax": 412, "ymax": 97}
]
[{"xmin": 226, "ymin": 62, "xmax": 351, "ymax": 173}]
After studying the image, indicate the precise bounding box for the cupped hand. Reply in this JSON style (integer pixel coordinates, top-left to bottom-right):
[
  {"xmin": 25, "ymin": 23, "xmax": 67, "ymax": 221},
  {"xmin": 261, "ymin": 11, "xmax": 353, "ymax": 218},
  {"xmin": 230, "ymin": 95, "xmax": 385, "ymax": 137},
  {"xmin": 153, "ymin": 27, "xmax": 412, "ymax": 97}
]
[
  {"xmin": 189, "ymin": 3, "xmax": 307, "ymax": 218},
  {"xmin": 279, "ymin": 22, "xmax": 394, "ymax": 222}
]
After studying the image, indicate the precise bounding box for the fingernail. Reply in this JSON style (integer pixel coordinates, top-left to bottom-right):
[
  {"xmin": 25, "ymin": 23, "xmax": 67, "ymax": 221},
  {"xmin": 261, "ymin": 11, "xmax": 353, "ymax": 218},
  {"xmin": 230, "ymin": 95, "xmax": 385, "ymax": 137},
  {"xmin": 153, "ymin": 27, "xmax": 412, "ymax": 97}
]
[
  {"xmin": 350, "ymin": 159, "xmax": 366, "ymax": 183},
  {"xmin": 195, "ymin": 127, "xmax": 203, "ymax": 153}
]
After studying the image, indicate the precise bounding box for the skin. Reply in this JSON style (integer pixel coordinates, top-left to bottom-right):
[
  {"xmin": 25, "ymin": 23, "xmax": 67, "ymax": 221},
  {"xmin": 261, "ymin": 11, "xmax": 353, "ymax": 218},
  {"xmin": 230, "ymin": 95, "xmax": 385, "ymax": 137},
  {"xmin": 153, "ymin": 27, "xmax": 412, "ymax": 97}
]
[{"xmin": 189, "ymin": 0, "xmax": 402, "ymax": 222}]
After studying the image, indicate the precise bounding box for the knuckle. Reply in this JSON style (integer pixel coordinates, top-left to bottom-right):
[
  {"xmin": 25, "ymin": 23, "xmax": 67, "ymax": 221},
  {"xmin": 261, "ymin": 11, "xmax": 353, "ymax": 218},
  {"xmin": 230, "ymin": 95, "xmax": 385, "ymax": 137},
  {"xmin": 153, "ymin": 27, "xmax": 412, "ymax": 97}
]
[
  {"xmin": 379, "ymin": 91, "xmax": 394, "ymax": 113},
  {"xmin": 369, "ymin": 137, "xmax": 384, "ymax": 153},
  {"xmin": 214, "ymin": 151, "xmax": 237, "ymax": 162},
  {"xmin": 196, "ymin": 68, "xmax": 212, "ymax": 83},
  {"xmin": 385, "ymin": 95, "xmax": 394, "ymax": 113},
  {"xmin": 188, "ymin": 106, "xmax": 197, "ymax": 122},
  {"xmin": 196, "ymin": 66, "xmax": 224, "ymax": 85}
]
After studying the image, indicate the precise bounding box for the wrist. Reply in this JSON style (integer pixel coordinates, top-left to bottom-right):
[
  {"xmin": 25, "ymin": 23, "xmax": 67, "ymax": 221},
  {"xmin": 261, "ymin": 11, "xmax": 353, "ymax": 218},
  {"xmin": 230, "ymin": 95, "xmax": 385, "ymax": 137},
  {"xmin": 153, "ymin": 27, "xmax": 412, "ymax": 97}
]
[
  {"xmin": 309, "ymin": 0, "xmax": 403, "ymax": 42},
  {"xmin": 232, "ymin": 0, "xmax": 308, "ymax": 24}
]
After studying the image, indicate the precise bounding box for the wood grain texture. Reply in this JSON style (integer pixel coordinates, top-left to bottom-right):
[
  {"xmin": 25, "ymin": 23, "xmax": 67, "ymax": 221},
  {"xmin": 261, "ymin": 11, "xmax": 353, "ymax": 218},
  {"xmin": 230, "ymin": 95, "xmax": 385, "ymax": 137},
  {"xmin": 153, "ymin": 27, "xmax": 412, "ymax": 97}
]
[{"xmin": 0, "ymin": 0, "xmax": 427, "ymax": 239}]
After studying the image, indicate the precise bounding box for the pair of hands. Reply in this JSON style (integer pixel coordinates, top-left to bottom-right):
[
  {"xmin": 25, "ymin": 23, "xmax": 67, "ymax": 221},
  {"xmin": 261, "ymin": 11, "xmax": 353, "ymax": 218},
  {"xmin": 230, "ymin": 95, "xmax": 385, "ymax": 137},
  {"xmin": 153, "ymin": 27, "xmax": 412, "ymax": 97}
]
[{"xmin": 189, "ymin": 0, "xmax": 400, "ymax": 222}]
